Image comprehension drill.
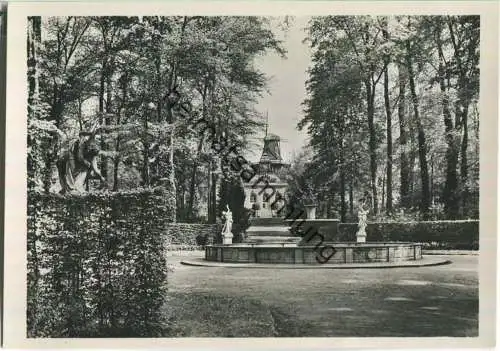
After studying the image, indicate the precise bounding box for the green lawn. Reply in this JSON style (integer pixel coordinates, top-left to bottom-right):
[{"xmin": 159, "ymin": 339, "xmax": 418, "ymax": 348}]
[{"xmin": 162, "ymin": 292, "xmax": 276, "ymax": 337}]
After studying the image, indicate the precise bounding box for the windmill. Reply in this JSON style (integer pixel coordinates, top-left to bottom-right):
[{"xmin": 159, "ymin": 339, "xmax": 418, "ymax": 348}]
[{"xmin": 261, "ymin": 110, "xmax": 288, "ymax": 163}]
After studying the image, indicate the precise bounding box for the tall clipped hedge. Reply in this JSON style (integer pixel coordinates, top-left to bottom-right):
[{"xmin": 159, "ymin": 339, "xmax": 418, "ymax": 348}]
[
  {"xmin": 27, "ymin": 187, "xmax": 175, "ymax": 337},
  {"xmin": 337, "ymin": 220, "xmax": 479, "ymax": 250},
  {"xmin": 164, "ymin": 223, "xmax": 222, "ymax": 248}
]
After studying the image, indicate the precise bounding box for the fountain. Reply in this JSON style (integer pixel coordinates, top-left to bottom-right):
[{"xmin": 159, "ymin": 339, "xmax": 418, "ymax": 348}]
[
  {"xmin": 186, "ymin": 129, "xmax": 445, "ymax": 268},
  {"xmin": 203, "ymin": 204, "xmax": 424, "ymax": 265}
]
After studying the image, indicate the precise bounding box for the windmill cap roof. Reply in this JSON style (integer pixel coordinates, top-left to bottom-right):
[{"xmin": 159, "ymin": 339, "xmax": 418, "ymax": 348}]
[{"xmin": 264, "ymin": 133, "xmax": 280, "ymax": 140}]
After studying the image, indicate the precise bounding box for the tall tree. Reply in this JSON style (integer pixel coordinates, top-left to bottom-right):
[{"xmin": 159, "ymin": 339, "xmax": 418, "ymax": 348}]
[
  {"xmin": 397, "ymin": 63, "xmax": 411, "ymax": 208},
  {"xmin": 382, "ymin": 18, "xmax": 393, "ymax": 214},
  {"xmin": 447, "ymin": 16, "xmax": 480, "ymax": 215},
  {"xmin": 38, "ymin": 17, "xmax": 92, "ymax": 191},
  {"xmin": 424, "ymin": 15, "xmax": 479, "ymax": 218},
  {"xmin": 334, "ymin": 16, "xmax": 388, "ymax": 214},
  {"xmin": 433, "ymin": 17, "xmax": 460, "ymax": 218},
  {"xmin": 304, "ymin": 16, "xmax": 387, "ymax": 215},
  {"xmin": 405, "ymin": 17, "xmax": 430, "ymax": 218}
]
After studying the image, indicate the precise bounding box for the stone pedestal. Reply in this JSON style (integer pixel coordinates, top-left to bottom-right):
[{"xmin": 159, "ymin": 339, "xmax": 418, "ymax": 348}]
[
  {"xmin": 356, "ymin": 231, "xmax": 366, "ymax": 243},
  {"xmin": 304, "ymin": 205, "xmax": 317, "ymax": 219},
  {"xmin": 222, "ymin": 232, "xmax": 233, "ymax": 245}
]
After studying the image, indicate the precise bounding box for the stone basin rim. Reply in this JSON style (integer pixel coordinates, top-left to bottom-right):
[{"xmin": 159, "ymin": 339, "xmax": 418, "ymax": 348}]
[
  {"xmin": 206, "ymin": 242, "xmax": 423, "ymax": 264},
  {"xmin": 207, "ymin": 242, "xmax": 423, "ymax": 248},
  {"xmin": 183, "ymin": 257, "xmax": 449, "ymax": 269}
]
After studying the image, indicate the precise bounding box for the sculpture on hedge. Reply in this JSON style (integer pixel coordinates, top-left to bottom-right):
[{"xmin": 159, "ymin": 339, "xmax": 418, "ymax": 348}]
[{"xmin": 56, "ymin": 130, "xmax": 106, "ymax": 194}]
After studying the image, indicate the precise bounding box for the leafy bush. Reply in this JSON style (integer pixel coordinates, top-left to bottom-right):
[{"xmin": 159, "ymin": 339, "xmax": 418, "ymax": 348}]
[
  {"xmin": 164, "ymin": 223, "xmax": 221, "ymax": 246},
  {"xmin": 370, "ymin": 208, "xmax": 422, "ymax": 222},
  {"xmin": 27, "ymin": 188, "xmax": 175, "ymax": 337},
  {"xmin": 337, "ymin": 220, "xmax": 479, "ymax": 249},
  {"xmin": 195, "ymin": 234, "xmax": 208, "ymax": 246}
]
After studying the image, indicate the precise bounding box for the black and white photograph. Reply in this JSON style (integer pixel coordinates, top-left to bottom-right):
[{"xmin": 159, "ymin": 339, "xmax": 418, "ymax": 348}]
[{"xmin": 3, "ymin": 1, "xmax": 498, "ymax": 349}]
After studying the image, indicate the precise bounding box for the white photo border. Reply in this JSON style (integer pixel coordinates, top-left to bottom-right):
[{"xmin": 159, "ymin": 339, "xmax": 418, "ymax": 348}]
[{"xmin": 4, "ymin": 1, "xmax": 498, "ymax": 349}]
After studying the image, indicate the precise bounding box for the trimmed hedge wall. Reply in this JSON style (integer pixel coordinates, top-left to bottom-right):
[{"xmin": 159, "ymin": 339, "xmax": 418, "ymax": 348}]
[
  {"xmin": 337, "ymin": 220, "xmax": 479, "ymax": 250},
  {"xmin": 27, "ymin": 188, "xmax": 175, "ymax": 337},
  {"xmin": 165, "ymin": 223, "xmax": 222, "ymax": 249}
]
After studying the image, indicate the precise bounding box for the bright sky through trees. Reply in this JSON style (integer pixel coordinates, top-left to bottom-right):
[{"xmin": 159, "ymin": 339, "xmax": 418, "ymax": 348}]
[{"xmin": 251, "ymin": 16, "xmax": 311, "ymax": 163}]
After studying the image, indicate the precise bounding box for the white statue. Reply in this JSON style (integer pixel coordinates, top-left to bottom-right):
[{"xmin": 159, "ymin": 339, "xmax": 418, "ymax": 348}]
[
  {"xmin": 222, "ymin": 205, "xmax": 234, "ymax": 244},
  {"xmin": 356, "ymin": 201, "xmax": 368, "ymax": 243}
]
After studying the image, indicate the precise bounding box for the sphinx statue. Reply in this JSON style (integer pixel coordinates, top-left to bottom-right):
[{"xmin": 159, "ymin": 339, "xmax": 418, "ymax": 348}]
[{"xmin": 56, "ymin": 130, "xmax": 105, "ymax": 194}]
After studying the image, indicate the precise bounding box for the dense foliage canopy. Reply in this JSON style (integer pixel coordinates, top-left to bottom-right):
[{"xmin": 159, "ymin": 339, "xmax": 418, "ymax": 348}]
[
  {"xmin": 294, "ymin": 15, "xmax": 479, "ymax": 221},
  {"xmin": 28, "ymin": 16, "xmax": 286, "ymax": 222}
]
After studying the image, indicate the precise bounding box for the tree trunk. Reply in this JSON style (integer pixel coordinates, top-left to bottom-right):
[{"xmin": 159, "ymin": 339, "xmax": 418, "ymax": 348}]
[
  {"xmin": 99, "ymin": 58, "xmax": 108, "ymax": 183},
  {"xmin": 397, "ymin": 63, "xmax": 410, "ymax": 208},
  {"xmin": 213, "ymin": 158, "xmax": 221, "ymax": 222},
  {"xmin": 187, "ymin": 140, "xmax": 203, "ymax": 220},
  {"xmin": 430, "ymin": 153, "xmax": 434, "ymax": 206},
  {"xmin": 169, "ymin": 129, "xmax": 177, "ymax": 222},
  {"xmin": 381, "ymin": 166, "xmax": 386, "ymax": 211},
  {"xmin": 207, "ymin": 161, "xmax": 219, "ymax": 224},
  {"xmin": 338, "ymin": 110, "xmax": 347, "ymax": 222},
  {"xmin": 105, "ymin": 66, "xmax": 113, "ymax": 189},
  {"xmin": 460, "ymin": 104, "xmax": 469, "ymax": 215},
  {"xmin": 382, "ymin": 22, "xmax": 393, "ymax": 214},
  {"xmin": 349, "ymin": 179, "xmax": 354, "ymax": 218},
  {"xmin": 406, "ymin": 41, "xmax": 430, "ymax": 219},
  {"xmin": 142, "ymin": 113, "xmax": 150, "ymax": 187},
  {"xmin": 325, "ymin": 199, "xmax": 331, "ymax": 219},
  {"xmin": 187, "ymin": 81, "xmax": 209, "ymax": 220},
  {"xmin": 112, "ymin": 139, "xmax": 120, "ymax": 191},
  {"xmin": 340, "ymin": 164, "xmax": 346, "ymax": 223},
  {"xmin": 436, "ymin": 27, "xmax": 460, "ymax": 219},
  {"xmin": 207, "ymin": 162, "xmax": 212, "ymax": 222},
  {"xmin": 408, "ymin": 114, "xmax": 417, "ymax": 208},
  {"xmin": 113, "ymin": 80, "xmax": 127, "ymax": 191},
  {"xmin": 113, "ymin": 113, "xmax": 121, "ymax": 191},
  {"xmin": 365, "ymin": 80, "xmax": 378, "ymax": 214},
  {"xmin": 447, "ymin": 17, "xmax": 476, "ymax": 217},
  {"xmin": 384, "ymin": 64, "xmax": 393, "ymax": 214},
  {"xmin": 155, "ymin": 58, "xmax": 162, "ymax": 122},
  {"xmin": 164, "ymin": 18, "xmax": 188, "ymax": 223}
]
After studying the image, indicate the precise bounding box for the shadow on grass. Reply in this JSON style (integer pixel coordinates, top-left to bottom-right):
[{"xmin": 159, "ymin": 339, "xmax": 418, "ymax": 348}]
[
  {"xmin": 268, "ymin": 307, "xmax": 317, "ymax": 337},
  {"xmin": 162, "ymin": 292, "xmax": 311, "ymax": 337}
]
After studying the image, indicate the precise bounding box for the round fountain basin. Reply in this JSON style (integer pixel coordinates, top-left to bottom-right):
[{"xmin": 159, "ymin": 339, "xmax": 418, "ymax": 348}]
[{"xmin": 205, "ymin": 242, "xmax": 422, "ymax": 264}]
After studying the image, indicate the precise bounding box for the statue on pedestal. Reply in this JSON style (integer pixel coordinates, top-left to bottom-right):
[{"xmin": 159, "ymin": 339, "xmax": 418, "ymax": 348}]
[
  {"xmin": 356, "ymin": 201, "xmax": 368, "ymax": 243},
  {"xmin": 222, "ymin": 205, "xmax": 233, "ymax": 245},
  {"xmin": 56, "ymin": 131, "xmax": 106, "ymax": 194}
]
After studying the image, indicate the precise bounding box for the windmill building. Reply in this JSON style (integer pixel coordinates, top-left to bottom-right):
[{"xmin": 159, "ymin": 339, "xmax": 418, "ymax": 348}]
[{"xmin": 243, "ymin": 123, "xmax": 289, "ymax": 218}]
